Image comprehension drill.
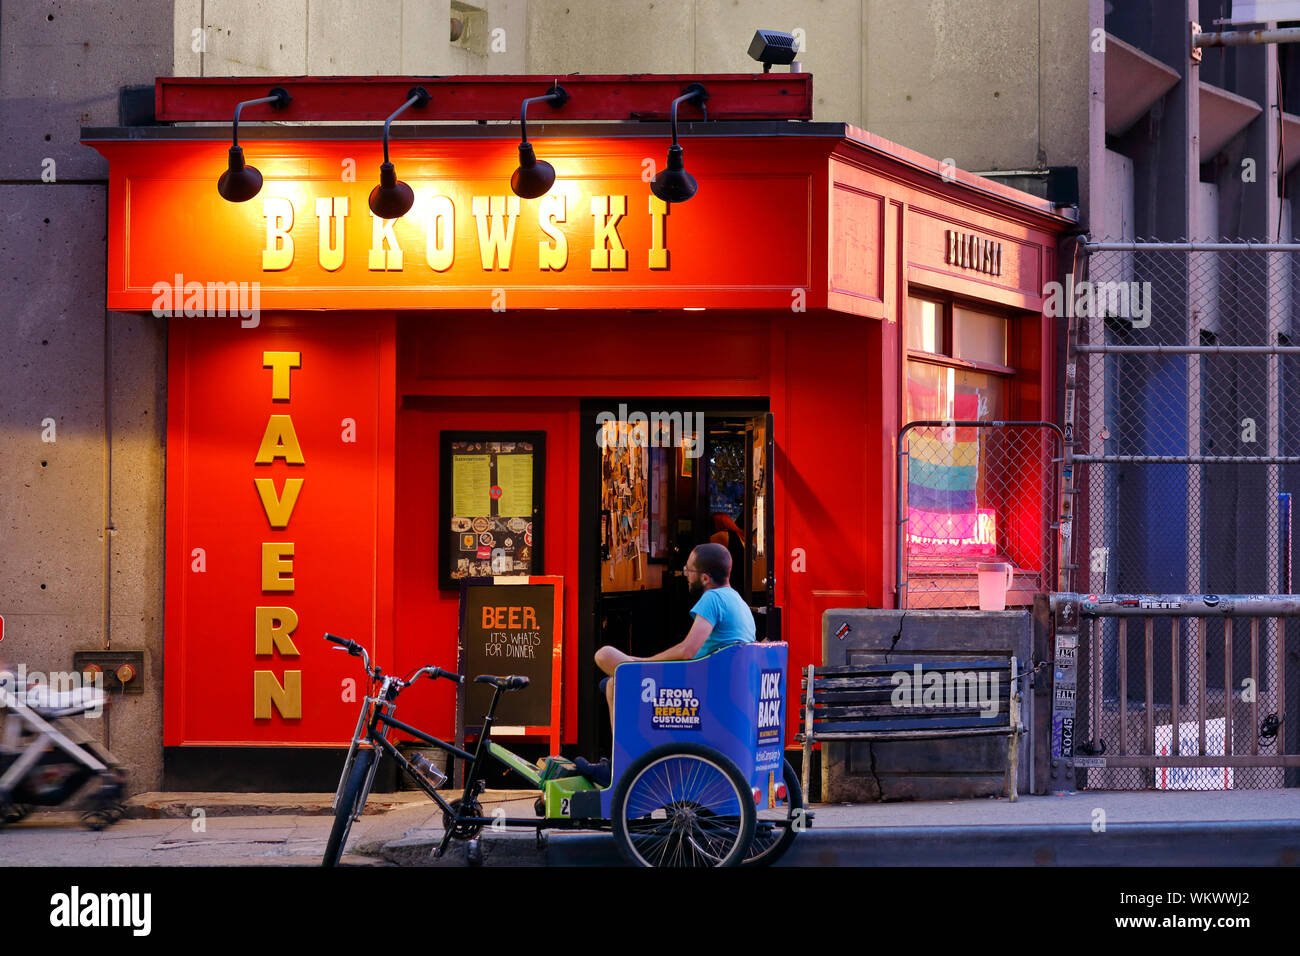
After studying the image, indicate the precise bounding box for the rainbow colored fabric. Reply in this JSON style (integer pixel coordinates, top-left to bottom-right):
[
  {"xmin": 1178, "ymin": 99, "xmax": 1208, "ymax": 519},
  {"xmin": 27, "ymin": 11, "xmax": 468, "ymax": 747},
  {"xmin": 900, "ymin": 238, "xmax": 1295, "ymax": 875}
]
[{"xmin": 906, "ymin": 387, "xmax": 982, "ymax": 547}]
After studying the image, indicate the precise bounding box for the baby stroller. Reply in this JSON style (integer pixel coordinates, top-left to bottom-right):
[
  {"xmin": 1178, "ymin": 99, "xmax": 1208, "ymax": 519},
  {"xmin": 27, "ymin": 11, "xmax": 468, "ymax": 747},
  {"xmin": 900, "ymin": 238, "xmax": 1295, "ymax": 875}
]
[{"xmin": 0, "ymin": 673, "xmax": 128, "ymax": 830}]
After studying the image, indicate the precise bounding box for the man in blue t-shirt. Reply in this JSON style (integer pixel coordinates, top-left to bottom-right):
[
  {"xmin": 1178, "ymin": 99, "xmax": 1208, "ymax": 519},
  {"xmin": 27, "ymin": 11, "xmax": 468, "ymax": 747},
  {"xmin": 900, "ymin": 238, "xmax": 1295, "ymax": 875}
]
[{"xmin": 578, "ymin": 543, "xmax": 755, "ymax": 786}]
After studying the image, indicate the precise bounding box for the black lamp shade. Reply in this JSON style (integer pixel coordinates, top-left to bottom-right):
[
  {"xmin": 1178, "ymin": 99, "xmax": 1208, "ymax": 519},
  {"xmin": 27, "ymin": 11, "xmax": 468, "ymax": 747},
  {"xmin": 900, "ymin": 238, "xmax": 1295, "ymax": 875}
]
[
  {"xmin": 368, "ymin": 161, "xmax": 415, "ymax": 219},
  {"xmin": 511, "ymin": 142, "xmax": 556, "ymax": 199},
  {"xmin": 217, "ymin": 145, "xmax": 264, "ymax": 202},
  {"xmin": 650, "ymin": 144, "xmax": 697, "ymax": 204}
]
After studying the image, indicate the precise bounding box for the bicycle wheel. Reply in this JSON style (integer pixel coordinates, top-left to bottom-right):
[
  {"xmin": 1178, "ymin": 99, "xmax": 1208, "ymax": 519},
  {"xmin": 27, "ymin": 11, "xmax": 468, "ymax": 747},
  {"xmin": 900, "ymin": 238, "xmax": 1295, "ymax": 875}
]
[
  {"xmin": 611, "ymin": 743, "xmax": 756, "ymax": 868},
  {"xmin": 0, "ymin": 803, "xmax": 32, "ymax": 826},
  {"xmin": 742, "ymin": 759, "xmax": 803, "ymax": 867},
  {"xmin": 323, "ymin": 748, "xmax": 374, "ymax": 867}
]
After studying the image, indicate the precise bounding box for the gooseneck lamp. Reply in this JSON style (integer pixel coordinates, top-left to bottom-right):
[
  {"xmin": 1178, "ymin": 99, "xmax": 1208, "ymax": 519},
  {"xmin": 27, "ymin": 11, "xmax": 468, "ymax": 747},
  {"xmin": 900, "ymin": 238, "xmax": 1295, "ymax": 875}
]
[
  {"xmin": 369, "ymin": 87, "xmax": 431, "ymax": 220},
  {"xmin": 216, "ymin": 87, "xmax": 291, "ymax": 202},
  {"xmin": 650, "ymin": 83, "xmax": 708, "ymax": 204},
  {"xmin": 511, "ymin": 83, "xmax": 570, "ymax": 199}
]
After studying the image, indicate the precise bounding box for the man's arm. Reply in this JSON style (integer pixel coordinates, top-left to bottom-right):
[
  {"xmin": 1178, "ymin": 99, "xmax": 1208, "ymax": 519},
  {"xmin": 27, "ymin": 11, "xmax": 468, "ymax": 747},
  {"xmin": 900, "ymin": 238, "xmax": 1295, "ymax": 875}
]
[{"xmin": 639, "ymin": 614, "xmax": 713, "ymax": 663}]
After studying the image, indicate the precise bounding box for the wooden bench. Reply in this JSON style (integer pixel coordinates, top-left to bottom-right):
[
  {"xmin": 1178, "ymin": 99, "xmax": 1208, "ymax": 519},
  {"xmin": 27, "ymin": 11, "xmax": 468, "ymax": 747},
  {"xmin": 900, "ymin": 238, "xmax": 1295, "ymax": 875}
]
[{"xmin": 798, "ymin": 656, "xmax": 1028, "ymax": 802}]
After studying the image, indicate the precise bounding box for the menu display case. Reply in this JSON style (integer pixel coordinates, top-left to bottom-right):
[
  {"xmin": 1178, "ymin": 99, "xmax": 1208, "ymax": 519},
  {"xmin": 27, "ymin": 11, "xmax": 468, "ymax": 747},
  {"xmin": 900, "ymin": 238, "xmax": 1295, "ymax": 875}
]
[{"xmin": 439, "ymin": 431, "xmax": 545, "ymax": 589}]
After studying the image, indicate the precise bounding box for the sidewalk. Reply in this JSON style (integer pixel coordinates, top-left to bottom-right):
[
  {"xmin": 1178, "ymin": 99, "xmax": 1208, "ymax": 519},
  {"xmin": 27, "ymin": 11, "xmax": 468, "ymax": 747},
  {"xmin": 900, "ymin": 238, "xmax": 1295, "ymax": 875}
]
[
  {"xmin": 122, "ymin": 785, "xmax": 1300, "ymax": 826},
  {"xmin": 0, "ymin": 790, "xmax": 1294, "ymax": 868},
  {"xmin": 2, "ymin": 788, "xmax": 1297, "ymax": 866}
]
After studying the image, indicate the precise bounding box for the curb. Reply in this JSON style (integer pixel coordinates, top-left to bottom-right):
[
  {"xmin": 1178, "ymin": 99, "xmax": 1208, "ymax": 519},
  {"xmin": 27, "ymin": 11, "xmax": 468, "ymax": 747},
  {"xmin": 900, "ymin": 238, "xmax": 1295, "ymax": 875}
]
[
  {"xmin": 381, "ymin": 829, "xmax": 549, "ymax": 866},
  {"xmin": 122, "ymin": 791, "xmax": 432, "ymax": 819},
  {"xmin": 382, "ymin": 819, "xmax": 1300, "ymax": 867}
]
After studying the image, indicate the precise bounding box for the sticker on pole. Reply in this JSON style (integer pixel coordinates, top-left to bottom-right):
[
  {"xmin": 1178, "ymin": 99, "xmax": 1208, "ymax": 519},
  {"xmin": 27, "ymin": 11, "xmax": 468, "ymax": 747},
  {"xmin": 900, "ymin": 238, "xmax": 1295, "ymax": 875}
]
[{"xmin": 0, "ymin": 613, "xmax": 4, "ymax": 644}]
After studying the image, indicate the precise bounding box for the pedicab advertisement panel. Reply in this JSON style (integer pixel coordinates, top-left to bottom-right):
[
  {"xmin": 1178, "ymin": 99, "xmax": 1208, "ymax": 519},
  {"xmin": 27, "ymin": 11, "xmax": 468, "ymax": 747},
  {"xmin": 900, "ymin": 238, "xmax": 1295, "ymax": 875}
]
[{"xmin": 606, "ymin": 642, "xmax": 787, "ymax": 816}]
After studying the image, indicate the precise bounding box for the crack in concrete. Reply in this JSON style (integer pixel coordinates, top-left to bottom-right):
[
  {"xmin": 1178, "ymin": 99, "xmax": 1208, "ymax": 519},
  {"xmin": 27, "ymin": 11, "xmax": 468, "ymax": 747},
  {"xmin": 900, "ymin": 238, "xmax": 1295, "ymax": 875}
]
[
  {"xmin": 881, "ymin": 612, "xmax": 906, "ymax": 666},
  {"xmin": 873, "ymin": 612, "xmax": 904, "ymax": 799},
  {"xmin": 867, "ymin": 743, "xmax": 886, "ymax": 801}
]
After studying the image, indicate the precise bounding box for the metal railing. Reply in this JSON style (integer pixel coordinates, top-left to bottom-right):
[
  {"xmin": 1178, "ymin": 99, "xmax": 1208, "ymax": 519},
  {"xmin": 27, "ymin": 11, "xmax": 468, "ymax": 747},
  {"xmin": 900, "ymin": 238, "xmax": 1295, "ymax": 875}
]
[{"xmin": 1049, "ymin": 592, "xmax": 1298, "ymax": 790}]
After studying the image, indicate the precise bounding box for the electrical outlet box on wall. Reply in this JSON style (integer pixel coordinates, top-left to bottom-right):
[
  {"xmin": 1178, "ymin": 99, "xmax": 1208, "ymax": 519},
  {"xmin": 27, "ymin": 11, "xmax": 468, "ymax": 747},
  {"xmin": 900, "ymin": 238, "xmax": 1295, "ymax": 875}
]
[{"xmin": 73, "ymin": 650, "xmax": 146, "ymax": 694}]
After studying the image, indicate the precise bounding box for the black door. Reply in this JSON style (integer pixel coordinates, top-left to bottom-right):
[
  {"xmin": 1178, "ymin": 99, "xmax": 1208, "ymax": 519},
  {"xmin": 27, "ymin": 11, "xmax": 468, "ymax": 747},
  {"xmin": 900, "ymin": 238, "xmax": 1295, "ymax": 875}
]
[{"xmin": 575, "ymin": 399, "xmax": 772, "ymax": 759}]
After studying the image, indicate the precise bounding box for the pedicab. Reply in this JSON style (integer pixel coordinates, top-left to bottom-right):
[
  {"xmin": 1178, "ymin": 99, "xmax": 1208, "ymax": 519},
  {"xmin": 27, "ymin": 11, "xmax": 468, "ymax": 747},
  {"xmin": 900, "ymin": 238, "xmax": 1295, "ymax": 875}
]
[
  {"xmin": 525, "ymin": 639, "xmax": 808, "ymax": 866},
  {"xmin": 325, "ymin": 635, "xmax": 808, "ymax": 867}
]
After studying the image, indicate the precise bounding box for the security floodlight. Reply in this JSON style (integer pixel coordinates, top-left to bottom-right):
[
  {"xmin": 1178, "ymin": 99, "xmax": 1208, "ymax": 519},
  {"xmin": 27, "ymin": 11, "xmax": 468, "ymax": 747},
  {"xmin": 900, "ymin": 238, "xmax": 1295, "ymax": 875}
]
[
  {"xmin": 216, "ymin": 87, "xmax": 291, "ymax": 202},
  {"xmin": 650, "ymin": 83, "xmax": 708, "ymax": 204},
  {"xmin": 369, "ymin": 87, "xmax": 431, "ymax": 220},
  {"xmin": 747, "ymin": 29, "xmax": 799, "ymax": 72},
  {"xmin": 511, "ymin": 83, "xmax": 570, "ymax": 199}
]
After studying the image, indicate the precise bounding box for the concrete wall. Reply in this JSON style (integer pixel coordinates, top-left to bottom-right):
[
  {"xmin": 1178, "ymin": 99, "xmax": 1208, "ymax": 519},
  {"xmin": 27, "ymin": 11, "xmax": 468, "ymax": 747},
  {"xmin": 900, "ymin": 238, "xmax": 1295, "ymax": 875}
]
[
  {"xmin": 172, "ymin": 0, "xmax": 528, "ymax": 76},
  {"xmin": 173, "ymin": 0, "xmax": 1090, "ymax": 213},
  {"xmin": 0, "ymin": 0, "xmax": 172, "ymax": 795}
]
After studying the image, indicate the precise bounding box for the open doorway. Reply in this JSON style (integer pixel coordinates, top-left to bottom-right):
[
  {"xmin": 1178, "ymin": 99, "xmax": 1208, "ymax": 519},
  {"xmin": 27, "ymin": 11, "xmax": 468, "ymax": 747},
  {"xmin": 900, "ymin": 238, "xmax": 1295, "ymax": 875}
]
[{"xmin": 575, "ymin": 399, "xmax": 775, "ymax": 759}]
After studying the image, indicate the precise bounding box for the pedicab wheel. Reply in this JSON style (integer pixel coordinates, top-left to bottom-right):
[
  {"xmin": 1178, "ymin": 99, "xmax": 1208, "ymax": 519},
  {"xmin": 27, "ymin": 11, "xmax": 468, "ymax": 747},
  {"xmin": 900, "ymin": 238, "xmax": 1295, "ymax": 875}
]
[
  {"xmin": 742, "ymin": 759, "xmax": 803, "ymax": 867},
  {"xmin": 443, "ymin": 798, "xmax": 484, "ymax": 840},
  {"xmin": 323, "ymin": 748, "xmax": 374, "ymax": 867},
  {"xmin": 611, "ymin": 742, "xmax": 756, "ymax": 868}
]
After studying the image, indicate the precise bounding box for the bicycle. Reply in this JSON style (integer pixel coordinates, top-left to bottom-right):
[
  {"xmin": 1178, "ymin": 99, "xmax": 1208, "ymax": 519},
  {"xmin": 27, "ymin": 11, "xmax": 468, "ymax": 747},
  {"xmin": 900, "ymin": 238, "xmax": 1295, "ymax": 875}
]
[{"xmin": 321, "ymin": 632, "xmax": 808, "ymax": 867}]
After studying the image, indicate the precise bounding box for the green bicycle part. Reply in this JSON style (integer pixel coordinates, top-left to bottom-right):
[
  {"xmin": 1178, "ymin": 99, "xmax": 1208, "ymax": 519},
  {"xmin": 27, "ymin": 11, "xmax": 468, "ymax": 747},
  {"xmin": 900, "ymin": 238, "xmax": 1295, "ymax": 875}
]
[
  {"xmin": 542, "ymin": 774, "xmax": 599, "ymax": 819},
  {"xmin": 486, "ymin": 741, "xmax": 542, "ymax": 787}
]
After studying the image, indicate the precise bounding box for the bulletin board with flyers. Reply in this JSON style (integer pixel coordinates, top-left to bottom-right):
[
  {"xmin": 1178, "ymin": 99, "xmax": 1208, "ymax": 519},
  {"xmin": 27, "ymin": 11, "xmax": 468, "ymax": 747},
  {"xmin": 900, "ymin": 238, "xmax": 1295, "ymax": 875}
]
[
  {"xmin": 439, "ymin": 431, "xmax": 545, "ymax": 590},
  {"xmin": 599, "ymin": 419, "xmax": 671, "ymax": 592}
]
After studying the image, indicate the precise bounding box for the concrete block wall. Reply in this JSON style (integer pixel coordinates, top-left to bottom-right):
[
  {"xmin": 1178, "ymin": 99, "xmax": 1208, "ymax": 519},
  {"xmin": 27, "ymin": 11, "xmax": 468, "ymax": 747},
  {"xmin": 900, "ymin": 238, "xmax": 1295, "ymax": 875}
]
[
  {"xmin": 0, "ymin": 0, "xmax": 172, "ymax": 795},
  {"xmin": 817, "ymin": 609, "xmax": 1034, "ymax": 801}
]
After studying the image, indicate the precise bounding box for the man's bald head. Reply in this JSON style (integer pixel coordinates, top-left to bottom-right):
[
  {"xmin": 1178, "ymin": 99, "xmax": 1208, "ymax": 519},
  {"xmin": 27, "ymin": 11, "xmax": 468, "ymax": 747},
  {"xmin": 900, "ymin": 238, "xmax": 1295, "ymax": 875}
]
[{"xmin": 689, "ymin": 543, "xmax": 732, "ymax": 588}]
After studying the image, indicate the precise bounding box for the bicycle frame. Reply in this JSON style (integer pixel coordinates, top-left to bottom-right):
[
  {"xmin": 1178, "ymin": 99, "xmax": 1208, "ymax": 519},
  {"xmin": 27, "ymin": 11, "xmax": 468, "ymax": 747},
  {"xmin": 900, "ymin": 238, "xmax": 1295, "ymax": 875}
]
[{"xmin": 337, "ymin": 664, "xmax": 576, "ymax": 842}]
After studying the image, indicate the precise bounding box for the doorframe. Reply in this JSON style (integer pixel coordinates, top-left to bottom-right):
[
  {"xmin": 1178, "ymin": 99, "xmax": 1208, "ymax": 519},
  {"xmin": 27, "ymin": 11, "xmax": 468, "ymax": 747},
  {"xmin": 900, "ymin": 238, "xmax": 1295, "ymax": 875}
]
[{"xmin": 575, "ymin": 397, "xmax": 770, "ymax": 759}]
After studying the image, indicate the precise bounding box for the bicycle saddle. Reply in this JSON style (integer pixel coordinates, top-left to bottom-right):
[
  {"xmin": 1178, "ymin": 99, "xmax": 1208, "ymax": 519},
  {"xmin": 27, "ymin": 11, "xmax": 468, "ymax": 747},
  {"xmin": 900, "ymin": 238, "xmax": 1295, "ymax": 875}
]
[{"xmin": 474, "ymin": 674, "xmax": 530, "ymax": 690}]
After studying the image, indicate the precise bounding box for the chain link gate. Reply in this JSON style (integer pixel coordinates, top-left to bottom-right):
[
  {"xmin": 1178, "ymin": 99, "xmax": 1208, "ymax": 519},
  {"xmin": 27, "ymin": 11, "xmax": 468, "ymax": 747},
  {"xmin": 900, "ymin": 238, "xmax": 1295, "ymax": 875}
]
[
  {"xmin": 898, "ymin": 421, "xmax": 1063, "ymax": 610},
  {"xmin": 1060, "ymin": 239, "xmax": 1300, "ymax": 789}
]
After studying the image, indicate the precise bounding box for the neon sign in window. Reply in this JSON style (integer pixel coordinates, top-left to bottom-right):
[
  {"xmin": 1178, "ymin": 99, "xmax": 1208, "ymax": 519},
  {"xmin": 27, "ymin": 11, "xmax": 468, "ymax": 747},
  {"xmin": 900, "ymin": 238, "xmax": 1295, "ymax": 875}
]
[{"xmin": 907, "ymin": 506, "xmax": 997, "ymax": 554}]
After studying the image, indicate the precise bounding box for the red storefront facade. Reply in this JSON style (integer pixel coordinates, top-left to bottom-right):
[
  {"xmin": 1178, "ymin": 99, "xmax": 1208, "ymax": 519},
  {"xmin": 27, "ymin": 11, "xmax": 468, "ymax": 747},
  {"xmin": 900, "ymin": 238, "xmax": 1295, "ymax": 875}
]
[{"xmin": 85, "ymin": 76, "xmax": 1071, "ymax": 784}]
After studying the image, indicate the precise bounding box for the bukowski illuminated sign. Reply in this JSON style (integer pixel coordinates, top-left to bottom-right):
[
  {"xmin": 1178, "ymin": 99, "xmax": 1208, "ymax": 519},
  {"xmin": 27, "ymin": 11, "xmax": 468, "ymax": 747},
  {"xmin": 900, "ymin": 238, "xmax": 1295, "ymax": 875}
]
[{"xmin": 258, "ymin": 193, "xmax": 673, "ymax": 273}]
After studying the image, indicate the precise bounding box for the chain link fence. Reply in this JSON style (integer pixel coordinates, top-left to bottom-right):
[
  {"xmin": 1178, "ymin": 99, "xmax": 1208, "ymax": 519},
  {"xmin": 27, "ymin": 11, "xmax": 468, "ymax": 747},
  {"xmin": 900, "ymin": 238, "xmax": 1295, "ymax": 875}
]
[
  {"xmin": 1069, "ymin": 240, "xmax": 1300, "ymax": 788},
  {"xmin": 898, "ymin": 421, "xmax": 1061, "ymax": 610}
]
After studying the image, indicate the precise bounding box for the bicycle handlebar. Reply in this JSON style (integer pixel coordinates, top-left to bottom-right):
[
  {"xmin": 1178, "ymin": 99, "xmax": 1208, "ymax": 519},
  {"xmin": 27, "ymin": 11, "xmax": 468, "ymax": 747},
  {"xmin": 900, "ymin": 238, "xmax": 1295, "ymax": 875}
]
[
  {"xmin": 323, "ymin": 632, "xmax": 356, "ymax": 651},
  {"xmin": 415, "ymin": 666, "xmax": 465, "ymax": 686},
  {"xmin": 324, "ymin": 634, "xmax": 462, "ymax": 686}
]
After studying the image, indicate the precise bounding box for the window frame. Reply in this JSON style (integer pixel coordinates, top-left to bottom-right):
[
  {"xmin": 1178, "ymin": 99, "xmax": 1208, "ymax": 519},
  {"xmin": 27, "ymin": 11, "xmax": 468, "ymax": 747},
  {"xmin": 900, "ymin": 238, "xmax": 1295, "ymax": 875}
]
[
  {"xmin": 905, "ymin": 293, "xmax": 1017, "ymax": 380},
  {"xmin": 901, "ymin": 292, "xmax": 1025, "ymax": 592}
]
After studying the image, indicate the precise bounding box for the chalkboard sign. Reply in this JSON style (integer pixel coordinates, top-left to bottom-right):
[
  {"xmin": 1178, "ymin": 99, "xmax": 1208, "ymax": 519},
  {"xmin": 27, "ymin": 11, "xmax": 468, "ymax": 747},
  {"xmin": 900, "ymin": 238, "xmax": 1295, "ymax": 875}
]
[
  {"xmin": 456, "ymin": 575, "xmax": 563, "ymax": 754},
  {"xmin": 439, "ymin": 431, "xmax": 545, "ymax": 590}
]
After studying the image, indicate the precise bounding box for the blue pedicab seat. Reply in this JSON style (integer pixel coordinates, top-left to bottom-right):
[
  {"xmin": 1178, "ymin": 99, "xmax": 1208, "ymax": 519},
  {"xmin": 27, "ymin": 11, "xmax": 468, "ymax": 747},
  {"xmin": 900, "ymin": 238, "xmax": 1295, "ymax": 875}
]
[{"xmin": 598, "ymin": 640, "xmax": 789, "ymax": 819}]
